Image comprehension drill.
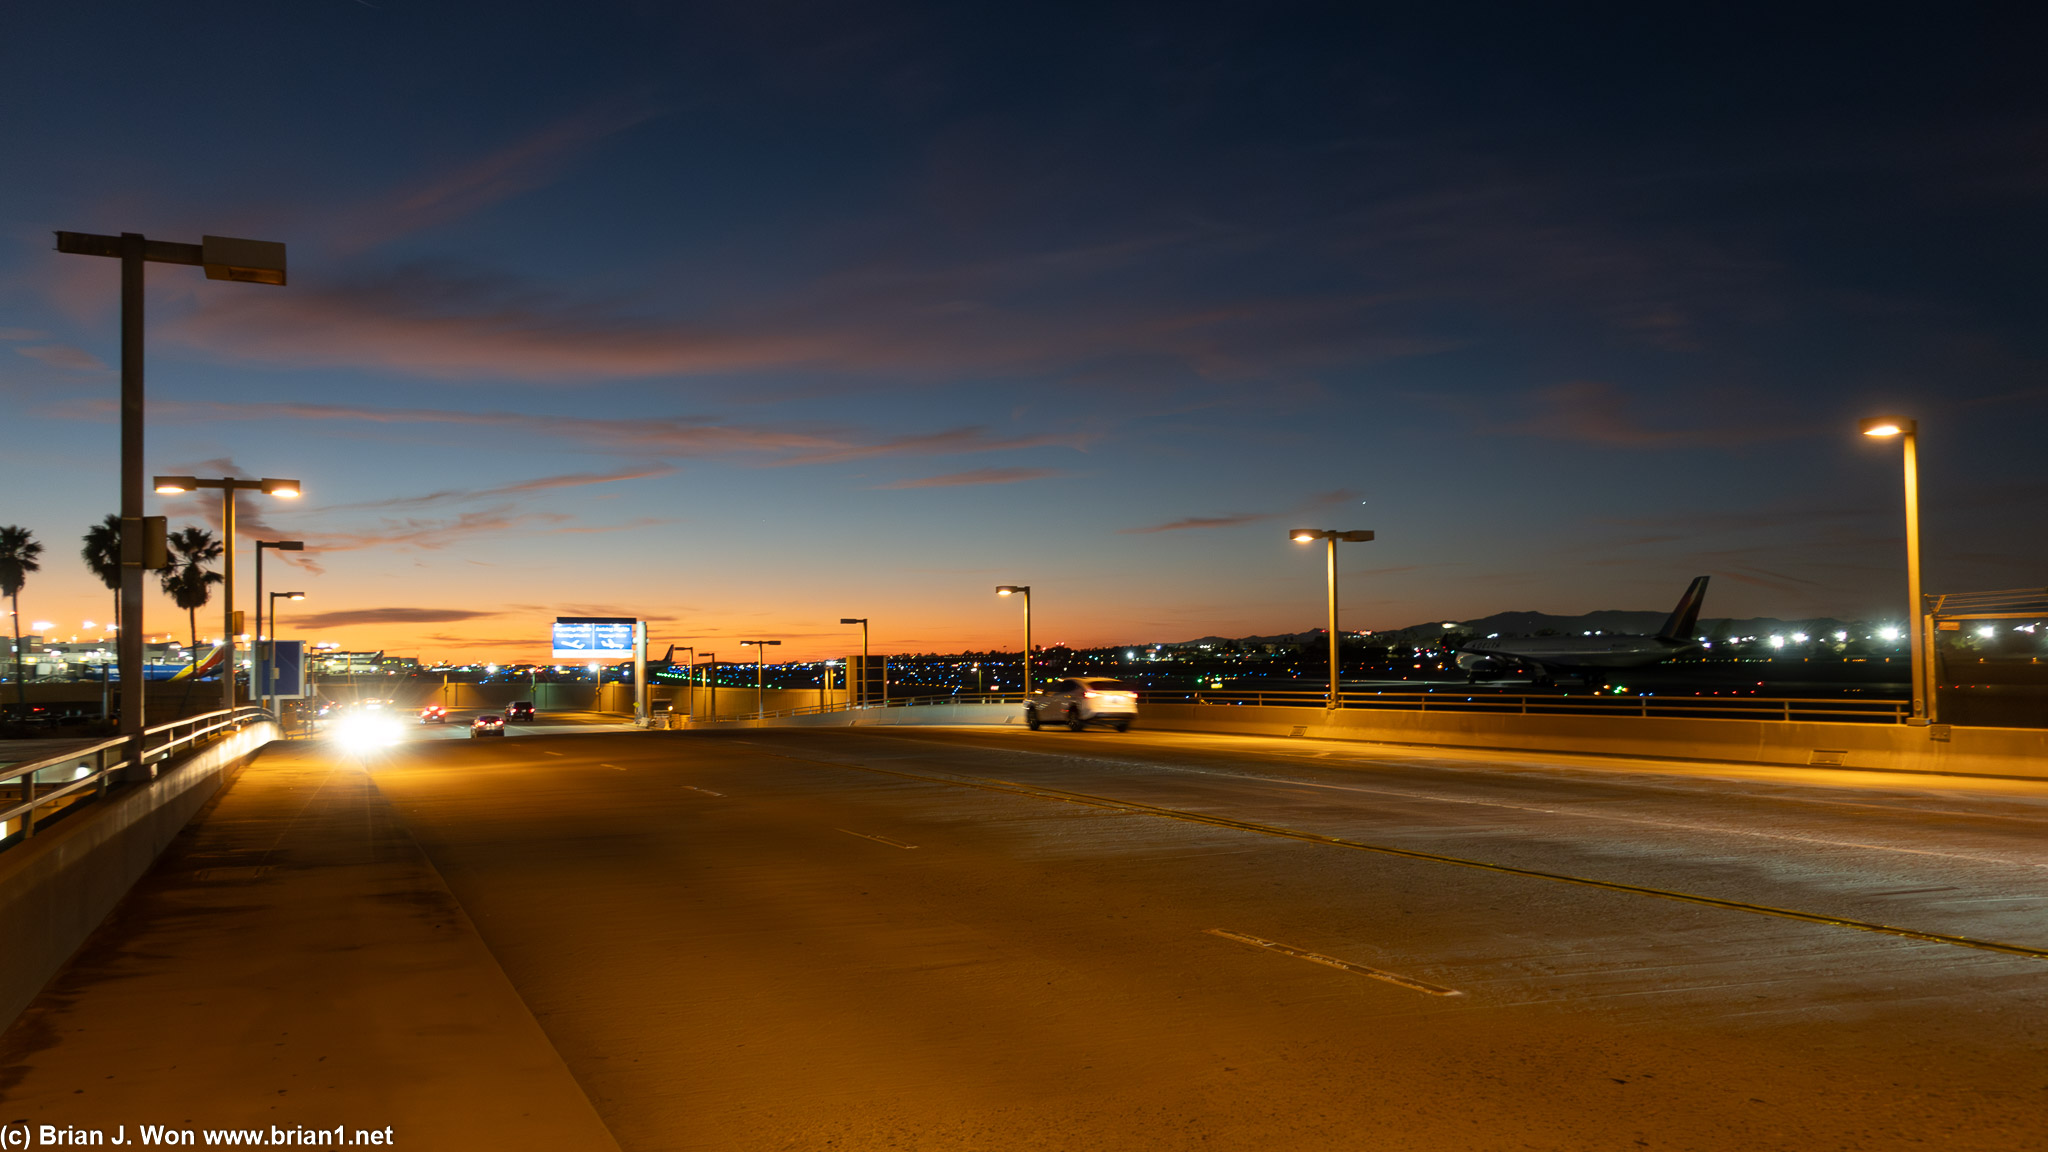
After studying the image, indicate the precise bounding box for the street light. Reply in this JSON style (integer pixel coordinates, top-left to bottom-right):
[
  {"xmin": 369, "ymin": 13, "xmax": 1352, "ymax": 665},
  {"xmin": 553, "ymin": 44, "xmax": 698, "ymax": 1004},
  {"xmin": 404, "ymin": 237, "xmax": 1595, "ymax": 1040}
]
[
  {"xmin": 154, "ymin": 476, "xmax": 304, "ymax": 714},
  {"xmin": 255, "ymin": 539, "xmax": 305, "ymax": 719},
  {"xmin": 672, "ymin": 646, "xmax": 695, "ymax": 719},
  {"xmin": 1860, "ymin": 416, "xmax": 1932, "ymax": 724},
  {"xmin": 739, "ymin": 640, "xmax": 781, "ymax": 719},
  {"xmin": 58, "ymin": 229, "xmax": 286, "ymax": 766},
  {"xmin": 1289, "ymin": 529, "xmax": 1376, "ymax": 709},
  {"xmin": 266, "ymin": 591, "xmax": 303, "ymax": 717},
  {"xmin": 700, "ymin": 651, "xmax": 717, "ymax": 719},
  {"xmin": 840, "ymin": 618, "xmax": 869, "ymax": 708},
  {"xmin": 995, "ymin": 587, "xmax": 1031, "ymax": 696}
]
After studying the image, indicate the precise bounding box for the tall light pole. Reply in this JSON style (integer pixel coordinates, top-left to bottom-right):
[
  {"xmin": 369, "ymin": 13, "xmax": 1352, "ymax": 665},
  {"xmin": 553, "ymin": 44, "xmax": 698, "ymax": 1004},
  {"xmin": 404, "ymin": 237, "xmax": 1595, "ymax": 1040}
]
[
  {"xmin": 1290, "ymin": 529, "xmax": 1376, "ymax": 709},
  {"xmin": 1860, "ymin": 417, "xmax": 1932, "ymax": 724},
  {"xmin": 154, "ymin": 475, "xmax": 302, "ymax": 714},
  {"xmin": 57, "ymin": 230, "xmax": 285, "ymax": 763},
  {"xmin": 254, "ymin": 539, "xmax": 304, "ymax": 718},
  {"xmin": 673, "ymin": 646, "xmax": 695, "ymax": 719},
  {"xmin": 840, "ymin": 618, "xmax": 868, "ymax": 708},
  {"xmin": 740, "ymin": 640, "xmax": 781, "ymax": 718},
  {"xmin": 701, "ymin": 651, "xmax": 717, "ymax": 719},
  {"xmin": 996, "ymin": 586, "xmax": 1031, "ymax": 696},
  {"xmin": 266, "ymin": 591, "xmax": 303, "ymax": 717}
]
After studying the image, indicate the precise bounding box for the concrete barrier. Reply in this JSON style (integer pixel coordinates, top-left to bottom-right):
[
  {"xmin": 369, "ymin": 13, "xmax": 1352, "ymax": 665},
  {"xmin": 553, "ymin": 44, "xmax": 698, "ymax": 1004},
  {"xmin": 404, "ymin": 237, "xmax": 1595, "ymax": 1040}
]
[
  {"xmin": 0, "ymin": 721, "xmax": 280, "ymax": 1031},
  {"xmin": 1133, "ymin": 703, "xmax": 2048, "ymax": 780},
  {"xmin": 676, "ymin": 696, "xmax": 2045, "ymax": 780}
]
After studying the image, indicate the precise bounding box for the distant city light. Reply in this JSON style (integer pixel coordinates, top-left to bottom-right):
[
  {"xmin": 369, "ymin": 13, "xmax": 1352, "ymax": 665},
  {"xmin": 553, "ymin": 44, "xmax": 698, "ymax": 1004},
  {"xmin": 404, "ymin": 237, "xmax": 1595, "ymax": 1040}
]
[
  {"xmin": 1791, "ymin": 633, "xmax": 1808, "ymax": 643},
  {"xmin": 1833, "ymin": 631, "xmax": 1847, "ymax": 642},
  {"xmin": 1878, "ymin": 627, "xmax": 1901, "ymax": 641},
  {"xmin": 1769, "ymin": 636, "xmax": 1785, "ymax": 649},
  {"xmin": 1978, "ymin": 626, "xmax": 1996, "ymax": 639}
]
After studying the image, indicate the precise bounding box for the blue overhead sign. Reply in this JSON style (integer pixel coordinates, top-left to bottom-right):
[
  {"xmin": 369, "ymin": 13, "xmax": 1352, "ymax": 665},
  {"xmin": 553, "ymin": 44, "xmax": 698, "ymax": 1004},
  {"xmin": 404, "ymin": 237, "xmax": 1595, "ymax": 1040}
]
[{"xmin": 552, "ymin": 617, "xmax": 637, "ymax": 660}]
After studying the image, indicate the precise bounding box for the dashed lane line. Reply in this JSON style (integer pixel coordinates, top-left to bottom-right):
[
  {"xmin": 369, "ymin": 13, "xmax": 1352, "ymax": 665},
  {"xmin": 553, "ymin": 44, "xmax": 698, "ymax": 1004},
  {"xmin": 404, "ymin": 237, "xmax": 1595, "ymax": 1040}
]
[
  {"xmin": 838, "ymin": 828, "xmax": 918, "ymax": 850},
  {"xmin": 756, "ymin": 749, "xmax": 2048, "ymax": 963},
  {"xmin": 1205, "ymin": 929, "xmax": 1461, "ymax": 996}
]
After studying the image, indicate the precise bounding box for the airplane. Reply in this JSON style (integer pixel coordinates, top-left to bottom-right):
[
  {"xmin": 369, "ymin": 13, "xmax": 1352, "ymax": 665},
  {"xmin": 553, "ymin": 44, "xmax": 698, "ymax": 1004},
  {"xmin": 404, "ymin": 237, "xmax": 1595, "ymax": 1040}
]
[{"xmin": 1453, "ymin": 576, "xmax": 1710, "ymax": 688}]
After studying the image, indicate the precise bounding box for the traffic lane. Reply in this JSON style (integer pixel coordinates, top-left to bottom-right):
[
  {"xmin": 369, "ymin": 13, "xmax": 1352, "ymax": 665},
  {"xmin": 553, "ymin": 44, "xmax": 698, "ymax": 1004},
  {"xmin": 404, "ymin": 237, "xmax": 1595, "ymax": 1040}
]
[
  {"xmin": 800, "ymin": 726, "xmax": 2048, "ymax": 948},
  {"xmin": 367, "ymin": 732, "xmax": 2045, "ymax": 1151}
]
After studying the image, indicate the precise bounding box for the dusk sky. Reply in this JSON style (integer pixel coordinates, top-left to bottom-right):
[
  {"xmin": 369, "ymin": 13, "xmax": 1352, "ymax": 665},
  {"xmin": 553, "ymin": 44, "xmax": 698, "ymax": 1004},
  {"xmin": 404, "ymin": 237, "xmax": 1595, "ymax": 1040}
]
[{"xmin": 5, "ymin": 2, "xmax": 2046, "ymax": 662}]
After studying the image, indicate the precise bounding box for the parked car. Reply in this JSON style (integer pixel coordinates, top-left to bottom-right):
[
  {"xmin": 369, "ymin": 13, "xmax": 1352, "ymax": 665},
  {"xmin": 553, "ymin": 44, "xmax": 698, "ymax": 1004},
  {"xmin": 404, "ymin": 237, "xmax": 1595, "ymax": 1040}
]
[
  {"xmin": 505, "ymin": 700, "xmax": 536, "ymax": 721},
  {"xmin": 471, "ymin": 714, "xmax": 506, "ymax": 738},
  {"xmin": 419, "ymin": 705, "xmax": 448, "ymax": 724},
  {"xmin": 1024, "ymin": 677, "xmax": 1138, "ymax": 732}
]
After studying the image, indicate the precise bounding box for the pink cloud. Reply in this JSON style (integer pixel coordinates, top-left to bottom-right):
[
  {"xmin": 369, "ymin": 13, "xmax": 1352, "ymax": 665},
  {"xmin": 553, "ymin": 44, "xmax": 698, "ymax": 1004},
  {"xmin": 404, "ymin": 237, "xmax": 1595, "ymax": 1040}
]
[{"xmin": 877, "ymin": 467, "xmax": 1062, "ymax": 489}]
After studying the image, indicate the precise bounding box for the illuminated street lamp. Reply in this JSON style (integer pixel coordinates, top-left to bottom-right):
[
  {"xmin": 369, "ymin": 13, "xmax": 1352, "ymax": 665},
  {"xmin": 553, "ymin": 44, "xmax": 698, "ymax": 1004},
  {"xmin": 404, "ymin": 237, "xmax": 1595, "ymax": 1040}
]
[
  {"xmin": 254, "ymin": 539, "xmax": 305, "ymax": 718},
  {"xmin": 58, "ymin": 229, "xmax": 286, "ymax": 764},
  {"xmin": 154, "ymin": 476, "xmax": 303, "ymax": 713},
  {"xmin": 739, "ymin": 640, "xmax": 782, "ymax": 719},
  {"xmin": 840, "ymin": 617, "xmax": 869, "ymax": 708},
  {"xmin": 700, "ymin": 651, "xmax": 717, "ymax": 719},
  {"xmin": 1860, "ymin": 416, "xmax": 1932, "ymax": 723},
  {"xmin": 265, "ymin": 591, "xmax": 304, "ymax": 717},
  {"xmin": 995, "ymin": 587, "xmax": 1031, "ymax": 696},
  {"xmin": 1289, "ymin": 529, "xmax": 1376, "ymax": 709}
]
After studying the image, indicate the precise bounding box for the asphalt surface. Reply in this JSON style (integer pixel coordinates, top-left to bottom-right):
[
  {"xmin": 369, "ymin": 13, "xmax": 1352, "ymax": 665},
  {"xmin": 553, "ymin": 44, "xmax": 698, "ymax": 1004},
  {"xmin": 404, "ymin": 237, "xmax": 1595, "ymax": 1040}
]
[{"xmin": 353, "ymin": 724, "xmax": 2047, "ymax": 1151}]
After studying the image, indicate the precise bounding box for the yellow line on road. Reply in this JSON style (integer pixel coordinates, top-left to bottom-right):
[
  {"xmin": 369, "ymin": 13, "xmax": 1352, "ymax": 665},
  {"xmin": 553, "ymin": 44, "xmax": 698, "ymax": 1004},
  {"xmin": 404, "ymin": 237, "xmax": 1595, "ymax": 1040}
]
[{"xmin": 1205, "ymin": 929, "xmax": 1461, "ymax": 996}]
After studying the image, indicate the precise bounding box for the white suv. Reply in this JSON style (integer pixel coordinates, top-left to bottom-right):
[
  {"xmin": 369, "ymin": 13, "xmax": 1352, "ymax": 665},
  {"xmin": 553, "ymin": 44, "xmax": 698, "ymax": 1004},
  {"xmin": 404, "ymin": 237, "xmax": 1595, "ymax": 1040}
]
[{"xmin": 1025, "ymin": 677, "xmax": 1138, "ymax": 732}]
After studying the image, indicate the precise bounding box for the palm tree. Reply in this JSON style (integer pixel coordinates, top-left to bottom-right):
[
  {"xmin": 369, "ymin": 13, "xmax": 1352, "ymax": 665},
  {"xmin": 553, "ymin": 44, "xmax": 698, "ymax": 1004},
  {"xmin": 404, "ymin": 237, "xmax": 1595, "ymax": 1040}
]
[
  {"xmin": 82, "ymin": 514, "xmax": 122, "ymax": 637},
  {"xmin": 161, "ymin": 527, "xmax": 223, "ymax": 673},
  {"xmin": 0, "ymin": 525, "xmax": 45, "ymax": 707}
]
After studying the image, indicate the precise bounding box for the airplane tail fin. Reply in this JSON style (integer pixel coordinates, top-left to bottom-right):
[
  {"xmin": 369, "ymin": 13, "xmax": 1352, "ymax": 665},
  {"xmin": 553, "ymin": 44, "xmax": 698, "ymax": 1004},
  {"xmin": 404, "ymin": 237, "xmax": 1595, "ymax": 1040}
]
[{"xmin": 1656, "ymin": 576, "xmax": 1710, "ymax": 642}]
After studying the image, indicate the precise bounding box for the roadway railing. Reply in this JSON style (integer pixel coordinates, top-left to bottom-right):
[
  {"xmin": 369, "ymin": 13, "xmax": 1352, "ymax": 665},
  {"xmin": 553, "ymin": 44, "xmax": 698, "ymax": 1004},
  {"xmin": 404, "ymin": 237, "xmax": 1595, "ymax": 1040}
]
[
  {"xmin": 1159, "ymin": 688, "xmax": 1910, "ymax": 724},
  {"xmin": 0, "ymin": 706, "xmax": 272, "ymax": 847},
  {"xmin": 683, "ymin": 688, "xmax": 1907, "ymax": 726},
  {"xmin": 679, "ymin": 684, "xmax": 1908, "ymax": 721},
  {"xmin": 684, "ymin": 693, "xmax": 1026, "ymax": 723}
]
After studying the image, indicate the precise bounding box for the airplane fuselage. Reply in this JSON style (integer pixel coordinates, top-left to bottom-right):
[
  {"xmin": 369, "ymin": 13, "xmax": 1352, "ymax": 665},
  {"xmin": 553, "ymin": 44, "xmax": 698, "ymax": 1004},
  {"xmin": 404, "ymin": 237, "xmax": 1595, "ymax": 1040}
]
[{"xmin": 1456, "ymin": 635, "xmax": 1697, "ymax": 672}]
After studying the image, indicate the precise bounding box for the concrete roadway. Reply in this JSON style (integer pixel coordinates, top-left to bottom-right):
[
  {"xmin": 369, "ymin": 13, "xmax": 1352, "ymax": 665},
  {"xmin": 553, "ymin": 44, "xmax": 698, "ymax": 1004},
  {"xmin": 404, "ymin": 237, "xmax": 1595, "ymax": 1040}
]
[{"xmin": 356, "ymin": 724, "xmax": 2044, "ymax": 1150}]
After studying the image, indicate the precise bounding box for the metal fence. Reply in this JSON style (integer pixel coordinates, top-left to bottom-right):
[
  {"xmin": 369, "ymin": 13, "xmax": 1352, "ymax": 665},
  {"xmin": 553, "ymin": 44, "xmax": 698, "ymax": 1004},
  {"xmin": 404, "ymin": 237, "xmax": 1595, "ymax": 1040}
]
[
  {"xmin": 678, "ymin": 687, "xmax": 1906, "ymax": 726},
  {"xmin": 1159, "ymin": 688, "xmax": 1910, "ymax": 724},
  {"xmin": 0, "ymin": 706, "xmax": 271, "ymax": 846}
]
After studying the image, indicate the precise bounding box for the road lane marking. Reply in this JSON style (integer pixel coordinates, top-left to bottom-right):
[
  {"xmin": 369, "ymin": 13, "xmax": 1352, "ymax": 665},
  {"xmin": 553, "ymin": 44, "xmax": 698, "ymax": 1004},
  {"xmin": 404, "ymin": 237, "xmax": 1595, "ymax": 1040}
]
[
  {"xmin": 882, "ymin": 733, "xmax": 2048, "ymax": 870},
  {"xmin": 1205, "ymin": 929, "xmax": 1461, "ymax": 996},
  {"xmin": 838, "ymin": 828, "xmax": 918, "ymax": 849},
  {"xmin": 542, "ymin": 751, "xmax": 563, "ymax": 756},
  {"xmin": 681, "ymin": 785, "xmax": 724, "ymax": 796},
  {"xmin": 761, "ymin": 751, "xmax": 2048, "ymax": 962},
  {"xmin": 601, "ymin": 763, "xmax": 625, "ymax": 770}
]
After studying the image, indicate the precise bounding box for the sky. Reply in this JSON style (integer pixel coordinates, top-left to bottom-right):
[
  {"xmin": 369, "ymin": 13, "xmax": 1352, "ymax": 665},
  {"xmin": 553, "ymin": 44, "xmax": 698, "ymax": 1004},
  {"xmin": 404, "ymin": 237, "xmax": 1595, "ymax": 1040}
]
[{"xmin": 3, "ymin": 1, "xmax": 2046, "ymax": 663}]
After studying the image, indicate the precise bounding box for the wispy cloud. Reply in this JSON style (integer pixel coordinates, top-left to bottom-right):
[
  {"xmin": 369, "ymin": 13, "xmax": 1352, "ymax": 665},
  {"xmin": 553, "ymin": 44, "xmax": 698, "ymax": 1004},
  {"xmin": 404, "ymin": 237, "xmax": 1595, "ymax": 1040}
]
[
  {"xmin": 14, "ymin": 344, "xmax": 107, "ymax": 371},
  {"xmin": 333, "ymin": 99, "xmax": 658, "ymax": 253},
  {"xmin": 295, "ymin": 607, "xmax": 503, "ymax": 629},
  {"xmin": 1120, "ymin": 488, "xmax": 1361, "ymax": 535},
  {"xmin": 150, "ymin": 399, "xmax": 1085, "ymax": 464},
  {"xmin": 876, "ymin": 467, "xmax": 1062, "ymax": 489},
  {"xmin": 316, "ymin": 465, "xmax": 677, "ymax": 513},
  {"xmin": 1493, "ymin": 380, "xmax": 1812, "ymax": 447}
]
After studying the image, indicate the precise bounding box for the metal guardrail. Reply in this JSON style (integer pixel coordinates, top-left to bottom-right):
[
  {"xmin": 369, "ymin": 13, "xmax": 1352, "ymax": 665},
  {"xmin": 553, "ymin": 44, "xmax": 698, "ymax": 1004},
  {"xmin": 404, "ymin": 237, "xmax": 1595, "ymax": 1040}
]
[
  {"xmin": 685, "ymin": 693, "xmax": 1026, "ymax": 723},
  {"xmin": 1160, "ymin": 688, "xmax": 1910, "ymax": 724},
  {"xmin": 0, "ymin": 706, "xmax": 271, "ymax": 846},
  {"xmin": 682, "ymin": 688, "xmax": 1911, "ymax": 726},
  {"xmin": 683, "ymin": 688, "xmax": 1907, "ymax": 726}
]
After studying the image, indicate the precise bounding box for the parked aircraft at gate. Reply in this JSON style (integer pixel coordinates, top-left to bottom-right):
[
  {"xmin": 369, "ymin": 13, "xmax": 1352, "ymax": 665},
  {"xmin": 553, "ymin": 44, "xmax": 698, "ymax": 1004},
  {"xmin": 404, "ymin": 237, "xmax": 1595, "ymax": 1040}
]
[{"xmin": 1454, "ymin": 576, "xmax": 1710, "ymax": 687}]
